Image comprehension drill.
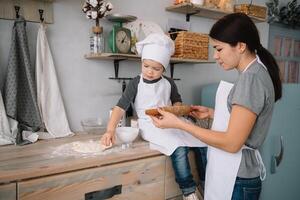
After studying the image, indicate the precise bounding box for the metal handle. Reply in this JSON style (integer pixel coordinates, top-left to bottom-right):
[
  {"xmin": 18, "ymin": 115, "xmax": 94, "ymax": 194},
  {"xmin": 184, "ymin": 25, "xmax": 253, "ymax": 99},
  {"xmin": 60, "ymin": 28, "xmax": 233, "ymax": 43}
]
[
  {"xmin": 85, "ymin": 185, "xmax": 122, "ymax": 200},
  {"xmin": 271, "ymin": 136, "xmax": 284, "ymax": 174}
]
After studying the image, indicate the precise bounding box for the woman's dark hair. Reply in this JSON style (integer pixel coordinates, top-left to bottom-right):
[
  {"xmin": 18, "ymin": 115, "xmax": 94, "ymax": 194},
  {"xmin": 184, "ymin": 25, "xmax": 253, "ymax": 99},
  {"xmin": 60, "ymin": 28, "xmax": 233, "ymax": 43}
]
[{"xmin": 209, "ymin": 13, "xmax": 282, "ymax": 101}]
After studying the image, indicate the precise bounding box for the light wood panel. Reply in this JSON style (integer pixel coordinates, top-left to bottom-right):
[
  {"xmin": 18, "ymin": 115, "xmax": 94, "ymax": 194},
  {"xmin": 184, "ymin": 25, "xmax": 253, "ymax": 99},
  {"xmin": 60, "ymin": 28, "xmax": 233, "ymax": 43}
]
[
  {"xmin": 18, "ymin": 156, "xmax": 165, "ymax": 200},
  {"xmin": 165, "ymin": 3, "xmax": 266, "ymax": 23},
  {"xmin": 0, "ymin": 133, "xmax": 161, "ymax": 183},
  {"xmin": 0, "ymin": 182, "xmax": 16, "ymax": 200},
  {"xmin": 85, "ymin": 53, "xmax": 215, "ymax": 64},
  {"xmin": 0, "ymin": 0, "xmax": 53, "ymax": 23}
]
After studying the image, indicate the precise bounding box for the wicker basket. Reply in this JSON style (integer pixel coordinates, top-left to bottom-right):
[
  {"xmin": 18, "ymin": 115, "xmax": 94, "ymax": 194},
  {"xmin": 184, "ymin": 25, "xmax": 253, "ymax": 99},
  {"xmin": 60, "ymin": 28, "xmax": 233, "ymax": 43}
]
[
  {"xmin": 174, "ymin": 0, "xmax": 190, "ymax": 5},
  {"xmin": 234, "ymin": 4, "xmax": 267, "ymax": 19},
  {"xmin": 173, "ymin": 31, "xmax": 209, "ymax": 60}
]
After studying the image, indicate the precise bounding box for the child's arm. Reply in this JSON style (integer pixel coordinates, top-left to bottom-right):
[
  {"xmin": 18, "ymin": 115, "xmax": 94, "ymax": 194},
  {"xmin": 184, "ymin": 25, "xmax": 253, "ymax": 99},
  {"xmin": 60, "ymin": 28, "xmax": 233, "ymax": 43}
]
[{"xmin": 101, "ymin": 106, "xmax": 125, "ymax": 146}]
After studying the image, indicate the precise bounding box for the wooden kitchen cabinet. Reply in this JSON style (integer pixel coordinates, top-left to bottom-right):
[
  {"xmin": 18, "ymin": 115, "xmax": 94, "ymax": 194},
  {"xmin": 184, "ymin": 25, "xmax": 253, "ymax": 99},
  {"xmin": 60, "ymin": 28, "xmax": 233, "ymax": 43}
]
[
  {"xmin": 0, "ymin": 133, "xmax": 202, "ymax": 200},
  {"xmin": 18, "ymin": 156, "xmax": 165, "ymax": 200},
  {"xmin": 0, "ymin": 183, "xmax": 16, "ymax": 200}
]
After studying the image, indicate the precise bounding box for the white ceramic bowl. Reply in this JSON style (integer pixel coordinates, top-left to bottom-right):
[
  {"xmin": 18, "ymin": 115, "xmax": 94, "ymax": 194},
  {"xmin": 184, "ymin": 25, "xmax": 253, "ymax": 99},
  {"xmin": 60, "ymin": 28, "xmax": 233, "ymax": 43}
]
[{"xmin": 116, "ymin": 127, "xmax": 139, "ymax": 143}]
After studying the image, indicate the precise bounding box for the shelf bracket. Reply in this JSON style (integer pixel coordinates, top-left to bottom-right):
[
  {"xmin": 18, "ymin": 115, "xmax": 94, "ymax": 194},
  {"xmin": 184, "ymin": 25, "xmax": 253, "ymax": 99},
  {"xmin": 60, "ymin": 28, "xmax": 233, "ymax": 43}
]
[
  {"xmin": 186, "ymin": 10, "xmax": 200, "ymax": 22},
  {"xmin": 114, "ymin": 60, "xmax": 119, "ymax": 78},
  {"xmin": 109, "ymin": 59, "xmax": 132, "ymax": 81},
  {"xmin": 112, "ymin": 59, "xmax": 127, "ymax": 78},
  {"xmin": 170, "ymin": 63, "xmax": 175, "ymax": 79},
  {"xmin": 169, "ymin": 63, "xmax": 181, "ymax": 81}
]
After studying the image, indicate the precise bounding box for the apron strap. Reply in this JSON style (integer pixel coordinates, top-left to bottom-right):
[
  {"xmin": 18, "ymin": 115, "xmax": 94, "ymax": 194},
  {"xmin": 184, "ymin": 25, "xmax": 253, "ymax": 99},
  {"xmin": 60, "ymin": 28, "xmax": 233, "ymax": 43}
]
[{"xmin": 254, "ymin": 149, "xmax": 266, "ymax": 181}]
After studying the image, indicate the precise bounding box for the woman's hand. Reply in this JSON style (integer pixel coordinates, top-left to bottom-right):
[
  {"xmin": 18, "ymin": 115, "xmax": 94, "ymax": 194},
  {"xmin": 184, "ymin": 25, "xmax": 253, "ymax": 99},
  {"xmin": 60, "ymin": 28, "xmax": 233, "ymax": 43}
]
[
  {"xmin": 100, "ymin": 131, "xmax": 115, "ymax": 146},
  {"xmin": 190, "ymin": 105, "xmax": 214, "ymax": 119},
  {"xmin": 150, "ymin": 108, "xmax": 183, "ymax": 129}
]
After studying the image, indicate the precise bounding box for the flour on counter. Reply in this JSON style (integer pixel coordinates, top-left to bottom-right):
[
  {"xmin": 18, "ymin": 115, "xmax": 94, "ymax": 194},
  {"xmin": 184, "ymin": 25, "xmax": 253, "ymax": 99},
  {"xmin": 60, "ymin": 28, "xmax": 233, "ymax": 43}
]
[
  {"xmin": 72, "ymin": 141, "xmax": 111, "ymax": 153},
  {"xmin": 51, "ymin": 140, "xmax": 120, "ymax": 157}
]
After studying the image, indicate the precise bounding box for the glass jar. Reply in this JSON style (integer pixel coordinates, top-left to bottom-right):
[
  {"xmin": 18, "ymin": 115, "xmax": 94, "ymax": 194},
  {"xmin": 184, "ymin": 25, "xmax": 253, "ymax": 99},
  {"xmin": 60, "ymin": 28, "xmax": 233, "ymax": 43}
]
[{"xmin": 90, "ymin": 26, "xmax": 104, "ymax": 54}]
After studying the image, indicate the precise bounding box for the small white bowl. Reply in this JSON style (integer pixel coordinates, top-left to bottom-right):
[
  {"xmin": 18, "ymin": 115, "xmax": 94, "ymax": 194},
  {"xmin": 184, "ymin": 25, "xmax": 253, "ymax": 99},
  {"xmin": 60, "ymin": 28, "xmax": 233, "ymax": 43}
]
[{"xmin": 116, "ymin": 127, "xmax": 139, "ymax": 144}]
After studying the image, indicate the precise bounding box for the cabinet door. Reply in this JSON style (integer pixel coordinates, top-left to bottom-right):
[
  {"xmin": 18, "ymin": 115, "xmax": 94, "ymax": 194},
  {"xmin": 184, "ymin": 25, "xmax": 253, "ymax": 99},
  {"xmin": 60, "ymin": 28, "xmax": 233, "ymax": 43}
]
[
  {"xmin": 18, "ymin": 156, "xmax": 165, "ymax": 200},
  {"xmin": 0, "ymin": 182, "xmax": 16, "ymax": 200},
  {"xmin": 260, "ymin": 84, "xmax": 300, "ymax": 199}
]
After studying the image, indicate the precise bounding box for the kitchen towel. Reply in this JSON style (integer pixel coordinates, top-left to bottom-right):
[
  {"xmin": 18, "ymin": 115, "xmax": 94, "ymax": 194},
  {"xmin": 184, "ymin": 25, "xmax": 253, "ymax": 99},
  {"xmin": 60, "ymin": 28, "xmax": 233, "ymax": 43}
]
[
  {"xmin": 3, "ymin": 16, "xmax": 43, "ymax": 144},
  {"xmin": 35, "ymin": 24, "xmax": 73, "ymax": 138}
]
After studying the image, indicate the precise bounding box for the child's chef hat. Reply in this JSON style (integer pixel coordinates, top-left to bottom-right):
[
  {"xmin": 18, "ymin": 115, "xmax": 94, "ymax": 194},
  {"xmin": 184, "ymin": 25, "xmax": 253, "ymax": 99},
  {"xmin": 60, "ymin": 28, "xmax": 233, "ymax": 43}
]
[{"xmin": 136, "ymin": 33, "xmax": 175, "ymax": 69}]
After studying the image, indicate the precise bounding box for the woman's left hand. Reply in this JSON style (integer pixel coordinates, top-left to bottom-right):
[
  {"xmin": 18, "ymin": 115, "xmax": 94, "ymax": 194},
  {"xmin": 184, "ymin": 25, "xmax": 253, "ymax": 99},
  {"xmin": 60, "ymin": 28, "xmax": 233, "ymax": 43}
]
[{"xmin": 150, "ymin": 108, "xmax": 182, "ymax": 129}]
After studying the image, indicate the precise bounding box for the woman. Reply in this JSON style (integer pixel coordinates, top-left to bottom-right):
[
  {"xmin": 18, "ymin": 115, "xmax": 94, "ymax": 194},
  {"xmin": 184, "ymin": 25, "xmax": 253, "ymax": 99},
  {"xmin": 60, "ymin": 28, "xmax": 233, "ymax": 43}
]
[{"xmin": 151, "ymin": 13, "xmax": 282, "ymax": 200}]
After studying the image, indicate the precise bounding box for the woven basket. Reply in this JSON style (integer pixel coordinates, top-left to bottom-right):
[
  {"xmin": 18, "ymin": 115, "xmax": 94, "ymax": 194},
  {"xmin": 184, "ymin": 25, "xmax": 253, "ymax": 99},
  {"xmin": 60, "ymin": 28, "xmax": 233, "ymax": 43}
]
[
  {"xmin": 174, "ymin": 0, "xmax": 190, "ymax": 5},
  {"xmin": 173, "ymin": 31, "xmax": 209, "ymax": 60},
  {"xmin": 234, "ymin": 4, "xmax": 267, "ymax": 19}
]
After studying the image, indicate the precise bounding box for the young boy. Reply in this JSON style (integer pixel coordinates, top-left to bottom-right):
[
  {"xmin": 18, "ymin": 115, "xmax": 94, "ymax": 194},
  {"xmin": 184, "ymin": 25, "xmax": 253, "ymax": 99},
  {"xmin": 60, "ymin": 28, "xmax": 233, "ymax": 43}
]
[{"xmin": 101, "ymin": 33, "xmax": 205, "ymax": 200}]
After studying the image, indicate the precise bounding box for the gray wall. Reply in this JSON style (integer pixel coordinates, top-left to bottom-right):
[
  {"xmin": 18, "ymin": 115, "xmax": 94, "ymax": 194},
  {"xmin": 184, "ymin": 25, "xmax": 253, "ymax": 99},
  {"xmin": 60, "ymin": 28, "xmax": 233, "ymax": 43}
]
[{"xmin": 0, "ymin": 0, "xmax": 269, "ymax": 131}]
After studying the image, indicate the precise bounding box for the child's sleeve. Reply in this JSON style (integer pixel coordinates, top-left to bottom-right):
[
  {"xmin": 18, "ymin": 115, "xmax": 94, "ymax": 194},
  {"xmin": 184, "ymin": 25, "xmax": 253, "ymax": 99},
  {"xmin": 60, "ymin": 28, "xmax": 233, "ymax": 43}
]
[
  {"xmin": 165, "ymin": 76, "xmax": 182, "ymax": 104},
  {"xmin": 116, "ymin": 76, "xmax": 139, "ymax": 111}
]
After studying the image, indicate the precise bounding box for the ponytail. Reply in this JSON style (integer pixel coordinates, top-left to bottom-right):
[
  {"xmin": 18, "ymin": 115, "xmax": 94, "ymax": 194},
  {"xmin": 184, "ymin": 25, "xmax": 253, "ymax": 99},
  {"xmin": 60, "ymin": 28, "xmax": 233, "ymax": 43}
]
[{"xmin": 257, "ymin": 46, "xmax": 282, "ymax": 101}]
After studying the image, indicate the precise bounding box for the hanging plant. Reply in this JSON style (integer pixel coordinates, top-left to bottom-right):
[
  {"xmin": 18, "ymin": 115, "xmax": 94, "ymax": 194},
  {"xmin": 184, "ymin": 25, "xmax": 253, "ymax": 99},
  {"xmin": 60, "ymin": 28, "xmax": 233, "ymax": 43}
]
[
  {"xmin": 82, "ymin": 0, "xmax": 113, "ymax": 26},
  {"xmin": 266, "ymin": 0, "xmax": 280, "ymax": 23},
  {"xmin": 279, "ymin": 0, "xmax": 300, "ymax": 28},
  {"xmin": 266, "ymin": 0, "xmax": 300, "ymax": 28}
]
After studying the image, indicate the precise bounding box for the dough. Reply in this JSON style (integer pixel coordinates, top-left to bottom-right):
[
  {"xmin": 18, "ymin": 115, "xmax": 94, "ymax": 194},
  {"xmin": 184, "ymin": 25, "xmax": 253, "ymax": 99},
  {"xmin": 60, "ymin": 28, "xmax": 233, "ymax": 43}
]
[{"xmin": 72, "ymin": 140, "xmax": 112, "ymax": 154}]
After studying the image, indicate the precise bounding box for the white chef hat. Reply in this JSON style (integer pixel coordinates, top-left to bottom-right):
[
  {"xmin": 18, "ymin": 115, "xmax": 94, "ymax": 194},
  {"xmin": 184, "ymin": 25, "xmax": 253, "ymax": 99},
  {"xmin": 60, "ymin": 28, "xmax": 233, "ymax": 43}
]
[{"xmin": 136, "ymin": 33, "xmax": 175, "ymax": 69}]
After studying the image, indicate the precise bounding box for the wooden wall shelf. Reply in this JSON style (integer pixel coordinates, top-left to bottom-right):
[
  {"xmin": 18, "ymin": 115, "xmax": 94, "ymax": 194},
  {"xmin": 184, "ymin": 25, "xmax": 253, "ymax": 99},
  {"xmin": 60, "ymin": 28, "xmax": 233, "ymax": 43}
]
[
  {"xmin": 165, "ymin": 3, "xmax": 266, "ymax": 23},
  {"xmin": 0, "ymin": 0, "xmax": 53, "ymax": 24},
  {"xmin": 85, "ymin": 53, "xmax": 215, "ymax": 80}
]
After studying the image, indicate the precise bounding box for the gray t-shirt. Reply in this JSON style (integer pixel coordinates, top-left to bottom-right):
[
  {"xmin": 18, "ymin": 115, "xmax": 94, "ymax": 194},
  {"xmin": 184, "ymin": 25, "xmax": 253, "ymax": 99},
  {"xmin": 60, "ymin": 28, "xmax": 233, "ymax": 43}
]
[{"xmin": 227, "ymin": 60, "xmax": 275, "ymax": 178}]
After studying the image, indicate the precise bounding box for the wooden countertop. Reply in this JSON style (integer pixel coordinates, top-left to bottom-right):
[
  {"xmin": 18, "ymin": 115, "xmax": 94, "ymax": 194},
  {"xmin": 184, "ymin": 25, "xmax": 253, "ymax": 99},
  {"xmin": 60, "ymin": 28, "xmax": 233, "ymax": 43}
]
[{"xmin": 0, "ymin": 133, "xmax": 162, "ymax": 183}]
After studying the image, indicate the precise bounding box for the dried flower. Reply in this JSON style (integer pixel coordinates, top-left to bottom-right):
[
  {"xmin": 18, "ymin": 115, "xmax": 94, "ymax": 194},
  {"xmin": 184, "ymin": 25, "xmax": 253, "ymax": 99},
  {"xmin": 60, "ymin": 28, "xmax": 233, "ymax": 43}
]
[{"xmin": 82, "ymin": 0, "xmax": 113, "ymax": 25}]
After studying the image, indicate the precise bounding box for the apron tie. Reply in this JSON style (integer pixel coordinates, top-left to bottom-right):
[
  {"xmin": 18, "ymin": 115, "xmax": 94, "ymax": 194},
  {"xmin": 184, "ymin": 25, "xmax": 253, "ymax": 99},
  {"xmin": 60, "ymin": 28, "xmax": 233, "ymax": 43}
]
[{"xmin": 254, "ymin": 149, "xmax": 266, "ymax": 181}]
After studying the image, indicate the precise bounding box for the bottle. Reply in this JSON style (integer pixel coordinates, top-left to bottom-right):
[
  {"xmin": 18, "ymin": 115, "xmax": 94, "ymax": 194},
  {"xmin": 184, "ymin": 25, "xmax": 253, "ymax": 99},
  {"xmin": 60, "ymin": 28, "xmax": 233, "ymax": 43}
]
[
  {"xmin": 137, "ymin": 23, "xmax": 146, "ymax": 42},
  {"xmin": 90, "ymin": 26, "xmax": 104, "ymax": 54}
]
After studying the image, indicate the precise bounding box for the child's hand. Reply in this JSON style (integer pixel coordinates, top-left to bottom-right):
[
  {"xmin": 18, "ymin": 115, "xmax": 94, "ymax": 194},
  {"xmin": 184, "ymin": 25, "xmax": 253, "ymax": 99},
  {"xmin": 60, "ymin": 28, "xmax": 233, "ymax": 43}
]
[
  {"xmin": 190, "ymin": 105, "xmax": 214, "ymax": 119},
  {"xmin": 100, "ymin": 131, "xmax": 115, "ymax": 146}
]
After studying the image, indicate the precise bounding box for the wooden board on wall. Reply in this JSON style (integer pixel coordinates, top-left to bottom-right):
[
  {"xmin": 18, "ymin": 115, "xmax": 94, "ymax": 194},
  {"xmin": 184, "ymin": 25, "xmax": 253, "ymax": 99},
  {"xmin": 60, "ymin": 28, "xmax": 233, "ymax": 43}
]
[
  {"xmin": 0, "ymin": 0, "xmax": 53, "ymax": 23},
  {"xmin": 0, "ymin": 182, "xmax": 16, "ymax": 200}
]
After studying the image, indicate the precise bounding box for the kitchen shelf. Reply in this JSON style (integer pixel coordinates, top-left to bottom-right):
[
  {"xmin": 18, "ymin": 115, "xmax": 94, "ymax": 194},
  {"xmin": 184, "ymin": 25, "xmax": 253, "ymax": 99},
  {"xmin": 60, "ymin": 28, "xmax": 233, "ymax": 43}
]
[
  {"xmin": 165, "ymin": 3, "xmax": 266, "ymax": 23},
  {"xmin": 85, "ymin": 53, "xmax": 215, "ymax": 80}
]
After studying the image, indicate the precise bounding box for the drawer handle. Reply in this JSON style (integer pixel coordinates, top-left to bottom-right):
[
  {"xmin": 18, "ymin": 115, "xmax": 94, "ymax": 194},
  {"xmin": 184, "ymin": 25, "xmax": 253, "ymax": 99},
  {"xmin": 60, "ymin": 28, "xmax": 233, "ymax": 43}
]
[{"xmin": 85, "ymin": 185, "xmax": 122, "ymax": 200}]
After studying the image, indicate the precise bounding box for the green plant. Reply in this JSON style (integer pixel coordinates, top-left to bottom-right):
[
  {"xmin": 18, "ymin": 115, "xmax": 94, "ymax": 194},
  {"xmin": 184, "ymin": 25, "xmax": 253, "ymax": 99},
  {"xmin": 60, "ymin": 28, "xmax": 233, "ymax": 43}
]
[
  {"xmin": 279, "ymin": 0, "xmax": 300, "ymax": 28},
  {"xmin": 266, "ymin": 0, "xmax": 300, "ymax": 28}
]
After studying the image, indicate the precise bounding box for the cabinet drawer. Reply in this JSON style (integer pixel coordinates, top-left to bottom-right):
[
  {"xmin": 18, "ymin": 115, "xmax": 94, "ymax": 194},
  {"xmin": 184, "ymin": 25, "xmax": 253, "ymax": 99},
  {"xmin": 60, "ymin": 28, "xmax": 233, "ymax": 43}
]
[
  {"xmin": 165, "ymin": 151, "xmax": 200, "ymax": 199},
  {"xmin": 0, "ymin": 182, "xmax": 16, "ymax": 200},
  {"xmin": 18, "ymin": 156, "xmax": 165, "ymax": 200}
]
